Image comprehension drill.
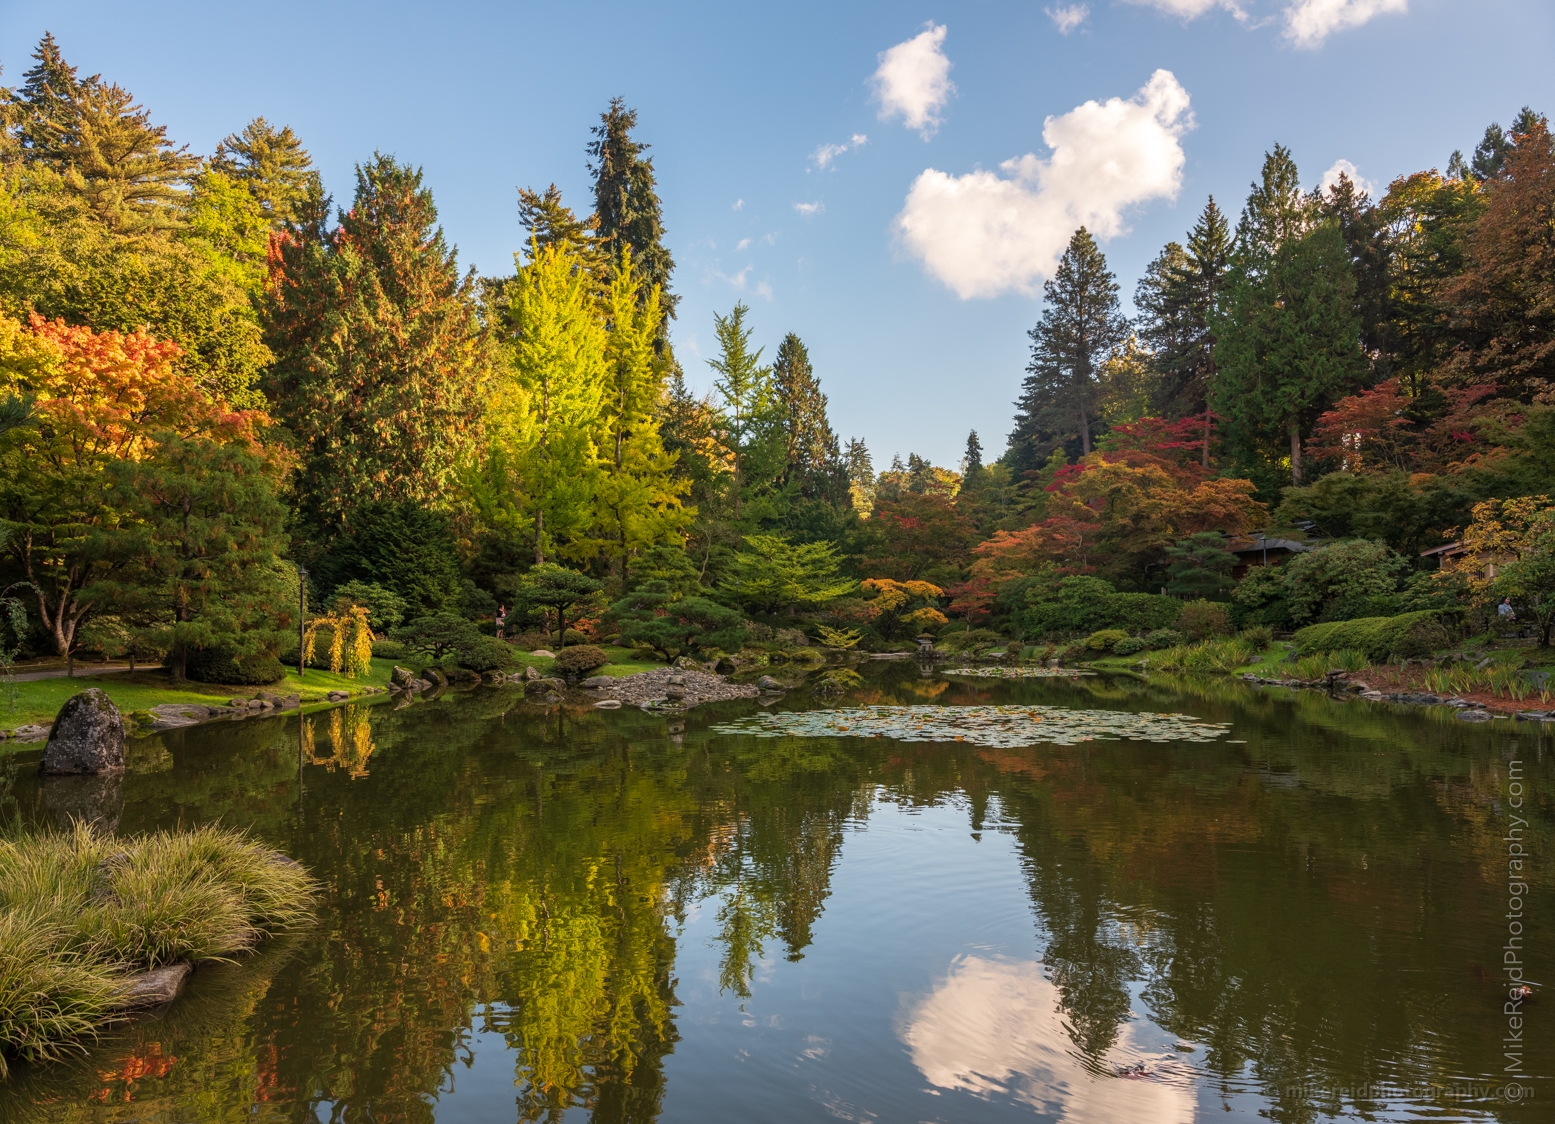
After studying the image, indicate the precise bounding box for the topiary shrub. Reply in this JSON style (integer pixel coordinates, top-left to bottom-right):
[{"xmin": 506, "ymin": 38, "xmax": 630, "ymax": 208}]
[
  {"xmin": 371, "ymin": 639, "xmax": 407, "ymax": 659},
  {"xmin": 184, "ymin": 646, "xmax": 286, "ymax": 686},
  {"xmin": 1178, "ymin": 600, "xmax": 1233, "ymax": 640},
  {"xmin": 554, "ymin": 644, "xmax": 610, "ymax": 679},
  {"xmin": 1144, "ymin": 628, "xmax": 1184, "ymax": 650},
  {"xmin": 1112, "ymin": 637, "xmax": 1145, "ymax": 656},
  {"xmin": 1085, "ymin": 628, "xmax": 1130, "ymax": 652},
  {"xmin": 1293, "ymin": 610, "xmax": 1447, "ymax": 662},
  {"xmin": 455, "ymin": 635, "xmax": 517, "ymax": 673}
]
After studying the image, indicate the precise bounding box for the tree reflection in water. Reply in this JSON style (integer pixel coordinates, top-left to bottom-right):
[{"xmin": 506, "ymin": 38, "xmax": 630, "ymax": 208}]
[{"xmin": 2, "ymin": 665, "xmax": 1547, "ymax": 1122}]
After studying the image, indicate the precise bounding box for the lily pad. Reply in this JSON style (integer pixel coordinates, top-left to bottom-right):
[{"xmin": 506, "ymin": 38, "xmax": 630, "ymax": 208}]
[
  {"xmin": 942, "ymin": 666, "xmax": 1092, "ymax": 678},
  {"xmin": 711, "ymin": 704, "xmax": 1231, "ymax": 748}
]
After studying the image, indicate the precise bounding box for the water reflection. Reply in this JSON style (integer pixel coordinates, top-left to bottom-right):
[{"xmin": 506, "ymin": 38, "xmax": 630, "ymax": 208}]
[
  {"xmin": 904, "ymin": 955, "xmax": 1196, "ymax": 1121},
  {"xmin": 0, "ymin": 667, "xmax": 1548, "ymax": 1122}
]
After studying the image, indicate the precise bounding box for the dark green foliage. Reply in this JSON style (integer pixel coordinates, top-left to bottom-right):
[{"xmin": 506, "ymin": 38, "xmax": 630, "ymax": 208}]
[
  {"xmin": 588, "ymin": 99, "xmax": 677, "ymax": 326},
  {"xmin": 610, "ymin": 582, "xmax": 745, "ymax": 659},
  {"xmin": 310, "ymin": 501, "xmax": 463, "ymax": 616},
  {"xmin": 515, "ymin": 563, "xmax": 604, "ymax": 641},
  {"xmin": 1165, "ymin": 532, "xmax": 1237, "ymax": 599},
  {"xmin": 1008, "ymin": 228, "xmax": 1127, "ymax": 468},
  {"xmin": 1013, "ymin": 576, "xmax": 1181, "ymax": 637},
  {"xmin": 454, "ymin": 634, "xmax": 516, "ymax": 673},
  {"xmin": 210, "ymin": 117, "xmax": 320, "ymax": 229},
  {"xmin": 183, "ymin": 645, "xmax": 285, "ymax": 685},
  {"xmin": 1293, "ymin": 610, "xmax": 1449, "ymax": 661},
  {"xmin": 1144, "ymin": 628, "xmax": 1184, "ymax": 649},
  {"xmin": 390, "ymin": 613, "xmax": 480, "ymax": 660},
  {"xmin": 554, "ymin": 644, "xmax": 609, "ymax": 678},
  {"xmin": 330, "ymin": 580, "xmax": 406, "ymax": 632},
  {"xmin": 773, "ymin": 333, "xmax": 848, "ymax": 504},
  {"xmin": 1085, "ymin": 628, "xmax": 1129, "ymax": 651},
  {"xmin": 1112, "ymin": 637, "xmax": 1145, "ymax": 656},
  {"xmin": 265, "ymin": 154, "xmax": 488, "ymax": 526},
  {"xmin": 1280, "ymin": 539, "xmax": 1408, "ymax": 625},
  {"xmin": 1178, "ymin": 600, "xmax": 1233, "ymax": 640},
  {"xmin": 1275, "ymin": 471, "xmax": 1478, "ymax": 560}
]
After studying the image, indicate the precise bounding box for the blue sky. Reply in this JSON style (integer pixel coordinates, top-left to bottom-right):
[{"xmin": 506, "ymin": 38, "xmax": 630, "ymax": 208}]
[{"xmin": 3, "ymin": 0, "xmax": 1552, "ymax": 468}]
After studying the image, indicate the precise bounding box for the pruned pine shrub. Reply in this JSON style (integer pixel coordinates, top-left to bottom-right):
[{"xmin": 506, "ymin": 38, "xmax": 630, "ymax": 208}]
[
  {"xmin": 1113, "ymin": 637, "xmax": 1145, "ymax": 656},
  {"xmin": 1085, "ymin": 629, "xmax": 1129, "ymax": 652},
  {"xmin": 555, "ymin": 645, "xmax": 609, "ymax": 678},
  {"xmin": 1292, "ymin": 611, "xmax": 1447, "ymax": 662}
]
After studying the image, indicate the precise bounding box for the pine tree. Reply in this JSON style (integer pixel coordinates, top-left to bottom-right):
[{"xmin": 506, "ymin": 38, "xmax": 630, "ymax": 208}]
[
  {"xmin": 517, "ymin": 183, "xmax": 608, "ymax": 280},
  {"xmin": 14, "ymin": 32, "xmax": 83, "ymax": 159},
  {"xmin": 1319, "ymin": 172, "xmax": 1391, "ymax": 374},
  {"xmin": 266, "ymin": 154, "xmax": 489, "ymax": 528},
  {"xmin": 708, "ymin": 303, "xmax": 785, "ymax": 527},
  {"xmin": 1235, "ymin": 145, "xmax": 1313, "ymax": 268},
  {"xmin": 481, "ymin": 242, "xmax": 607, "ymax": 565},
  {"xmin": 588, "ymin": 99, "xmax": 677, "ymax": 325},
  {"xmin": 773, "ymin": 332, "xmax": 845, "ymax": 502},
  {"xmin": 592, "ymin": 251, "xmax": 690, "ymax": 582},
  {"xmin": 845, "ymin": 438, "xmax": 875, "ymax": 515},
  {"xmin": 961, "ymin": 430, "xmax": 983, "ymax": 476},
  {"xmin": 1136, "ymin": 198, "xmax": 1232, "ymax": 466},
  {"xmin": 1438, "ymin": 114, "xmax": 1555, "ymax": 400},
  {"xmin": 1214, "ymin": 220, "xmax": 1365, "ymax": 485},
  {"xmin": 1008, "ymin": 228, "xmax": 1126, "ymax": 469},
  {"xmin": 210, "ymin": 117, "xmax": 320, "ymax": 228}
]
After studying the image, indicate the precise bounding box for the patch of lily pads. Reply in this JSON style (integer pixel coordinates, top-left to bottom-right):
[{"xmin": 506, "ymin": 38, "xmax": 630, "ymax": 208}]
[
  {"xmin": 942, "ymin": 666, "xmax": 1092, "ymax": 678},
  {"xmin": 712, "ymin": 704, "xmax": 1231, "ymax": 748}
]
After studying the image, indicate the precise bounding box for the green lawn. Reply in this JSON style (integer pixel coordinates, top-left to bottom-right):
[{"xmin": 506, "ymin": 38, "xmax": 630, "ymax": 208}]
[{"xmin": 1, "ymin": 658, "xmax": 397, "ymax": 741}]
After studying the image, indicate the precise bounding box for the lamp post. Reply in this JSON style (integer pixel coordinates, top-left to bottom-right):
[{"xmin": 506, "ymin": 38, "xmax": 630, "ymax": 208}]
[{"xmin": 296, "ymin": 563, "xmax": 308, "ymax": 679}]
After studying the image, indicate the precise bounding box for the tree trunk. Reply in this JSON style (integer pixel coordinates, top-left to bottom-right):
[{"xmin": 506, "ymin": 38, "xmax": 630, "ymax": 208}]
[
  {"xmin": 1289, "ymin": 424, "xmax": 1302, "ymax": 485},
  {"xmin": 1079, "ymin": 403, "xmax": 1091, "ymax": 456},
  {"xmin": 169, "ymin": 643, "xmax": 186, "ymax": 682}
]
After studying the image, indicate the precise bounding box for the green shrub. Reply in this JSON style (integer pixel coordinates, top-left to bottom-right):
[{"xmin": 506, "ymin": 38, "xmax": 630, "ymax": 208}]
[
  {"xmin": 562, "ymin": 628, "xmax": 588, "ymax": 645},
  {"xmin": 1143, "ymin": 628, "xmax": 1184, "ymax": 650},
  {"xmin": 455, "ymin": 635, "xmax": 517, "ymax": 672},
  {"xmin": 1155, "ymin": 636, "xmax": 1260, "ymax": 674},
  {"xmin": 371, "ymin": 639, "xmax": 407, "ymax": 659},
  {"xmin": 1015, "ymin": 576, "xmax": 1180, "ymax": 637},
  {"xmin": 1178, "ymin": 600, "xmax": 1233, "ymax": 640},
  {"xmin": 1108, "ymin": 592, "xmax": 1183, "ymax": 632},
  {"xmin": 610, "ymin": 583, "xmax": 745, "ymax": 659},
  {"xmin": 184, "ymin": 646, "xmax": 285, "ymax": 686},
  {"xmin": 1113, "ymin": 637, "xmax": 1145, "ymax": 656},
  {"xmin": 1292, "ymin": 610, "xmax": 1448, "ymax": 661},
  {"xmin": 555, "ymin": 645, "xmax": 610, "ymax": 678},
  {"xmin": 1085, "ymin": 628, "xmax": 1130, "ymax": 651},
  {"xmin": 1239, "ymin": 625, "xmax": 1274, "ymax": 648},
  {"xmin": 939, "ymin": 627, "xmax": 1007, "ymax": 653}
]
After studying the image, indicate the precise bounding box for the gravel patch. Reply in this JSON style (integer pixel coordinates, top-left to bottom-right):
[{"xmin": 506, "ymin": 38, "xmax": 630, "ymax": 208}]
[{"xmin": 579, "ymin": 667, "xmax": 759, "ymax": 709}]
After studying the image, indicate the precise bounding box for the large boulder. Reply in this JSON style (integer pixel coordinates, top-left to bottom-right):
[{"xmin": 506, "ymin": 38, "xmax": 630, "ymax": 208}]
[
  {"xmin": 390, "ymin": 666, "xmax": 416, "ymax": 689},
  {"xmin": 39, "ymin": 689, "xmax": 125, "ymax": 775}
]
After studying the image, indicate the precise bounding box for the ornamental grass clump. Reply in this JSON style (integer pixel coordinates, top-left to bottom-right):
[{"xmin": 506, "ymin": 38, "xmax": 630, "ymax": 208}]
[{"xmin": 0, "ymin": 824, "xmax": 314, "ymax": 1077}]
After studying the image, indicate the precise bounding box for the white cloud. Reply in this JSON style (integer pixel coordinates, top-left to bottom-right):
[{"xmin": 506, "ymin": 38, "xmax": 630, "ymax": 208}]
[
  {"xmin": 733, "ymin": 198, "xmax": 744, "ymax": 211},
  {"xmin": 895, "ymin": 69, "xmax": 1193, "ymax": 299},
  {"xmin": 872, "ymin": 23, "xmax": 955, "ymax": 138},
  {"xmin": 1122, "ymin": 0, "xmax": 1246, "ymax": 18},
  {"xmin": 713, "ymin": 265, "xmax": 753, "ymax": 291},
  {"xmin": 1320, "ymin": 158, "xmax": 1375, "ymax": 197},
  {"xmin": 904, "ymin": 957, "xmax": 1198, "ymax": 1121},
  {"xmin": 794, "ymin": 201, "xmax": 825, "ymax": 216},
  {"xmin": 755, "ymin": 281, "xmax": 774, "ymax": 301},
  {"xmin": 1284, "ymin": 0, "xmax": 1406, "ymax": 47},
  {"xmin": 736, "ymin": 238, "xmax": 752, "ymax": 251},
  {"xmin": 1046, "ymin": 4, "xmax": 1090, "ymax": 33},
  {"xmin": 812, "ymin": 133, "xmax": 868, "ymax": 170}
]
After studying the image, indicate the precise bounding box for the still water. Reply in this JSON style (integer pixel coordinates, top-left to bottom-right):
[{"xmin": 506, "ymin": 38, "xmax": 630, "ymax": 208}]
[{"xmin": 1, "ymin": 665, "xmax": 1549, "ymax": 1123}]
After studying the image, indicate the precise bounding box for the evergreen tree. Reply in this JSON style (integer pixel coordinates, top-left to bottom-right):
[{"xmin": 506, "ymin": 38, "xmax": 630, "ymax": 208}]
[
  {"xmin": 772, "ymin": 332, "xmax": 846, "ymax": 502},
  {"xmin": 1009, "ymin": 228, "xmax": 1126, "ymax": 469},
  {"xmin": 1136, "ymin": 198, "xmax": 1232, "ymax": 465},
  {"xmin": 708, "ymin": 302, "xmax": 785, "ymax": 527},
  {"xmin": 266, "ymin": 154, "xmax": 489, "ymax": 528},
  {"xmin": 1319, "ymin": 172, "xmax": 1391, "ymax": 374},
  {"xmin": 1214, "ymin": 220, "xmax": 1365, "ymax": 485},
  {"xmin": 845, "ymin": 437, "xmax": 875, "ymax": 515},
  {"xmin": 588, "ymin": 99, "xmax": 677, "ymax": 325},
  {"xmin": 1164, "ymin": 531, "xmax": 1237, "ymax": 599},
  {"xmin": 479, "ymin": 242, "xmax": 607, "ymax": 565},
  {"xmin": 210, "ymin": 117, "xmax": 320, "ymax": 228},
  {"xmin": 592, "ymin": 251, "xmax": 690, "ymax": 583},
  {"xmin": 517, "ymin": 183, "xmax": 608, "ymax": 280},
  {"xmin": 1438, "ymin": 114, "xmax": 1555, "ymax": 400},
  {"xmin": 14, "ymin": 32, "xmax": 83, "ymax": 159},
  {"xmin": 1235, "ymin": 144, "xmax": 1313, "ymax": 268},
  {"xmin": 961, "ymin": 430, "xmax": 983, "ymax": 478}
]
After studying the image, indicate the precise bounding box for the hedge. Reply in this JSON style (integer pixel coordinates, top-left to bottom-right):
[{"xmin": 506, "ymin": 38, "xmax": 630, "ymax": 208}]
[{"xmin": 1292, "ymin": 610, "xmax": 1448, "ymax": 661}]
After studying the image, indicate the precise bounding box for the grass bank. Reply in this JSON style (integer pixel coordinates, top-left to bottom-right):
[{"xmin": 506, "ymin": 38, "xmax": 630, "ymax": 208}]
[
  {"xmin": 0, "ymin": 659, "xmax": 401, "ymax": 739},
  {"xmin": 0, "ymin": 824, "xmax": 314, "ymax": 1077}
]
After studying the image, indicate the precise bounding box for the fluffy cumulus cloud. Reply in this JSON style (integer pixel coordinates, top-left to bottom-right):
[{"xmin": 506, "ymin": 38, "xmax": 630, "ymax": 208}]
[
  {"xmin": 895, "ymin": 69, "xmax": 1193, "ymax": 299},
  {"xmin": 1046, "ymin": 4, "xmax": 1090, "ymax": 33},
  {"xmin": 794, "ymin": 201, "xmax": 825, "ymax": 216},
  {"xmin": 872, "ymin": 23, "xmax": 955, "ymax": 138},
  {"xmin": 1284, "ymin": 0, "xmax": 1407, "ymax": 47},
  {"xmin": 1320, "ymin": 157, "xmax": 1375, "ymax": 196},
  {"xmin": 812, "ymin": 133, "xmax": 868, "ymax": 170}
]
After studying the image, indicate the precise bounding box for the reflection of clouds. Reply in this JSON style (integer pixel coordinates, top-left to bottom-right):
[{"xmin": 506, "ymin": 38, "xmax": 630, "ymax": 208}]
[{"xmin": 902, "ymin": 955, "xmax": 1196, "ymax": 1123}]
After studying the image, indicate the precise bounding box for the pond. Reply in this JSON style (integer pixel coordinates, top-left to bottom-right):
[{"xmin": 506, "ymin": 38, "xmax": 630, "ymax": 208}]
[{"xmin": 0, "ymin": 664, "xmax": 1549, "ymax": 1123}]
